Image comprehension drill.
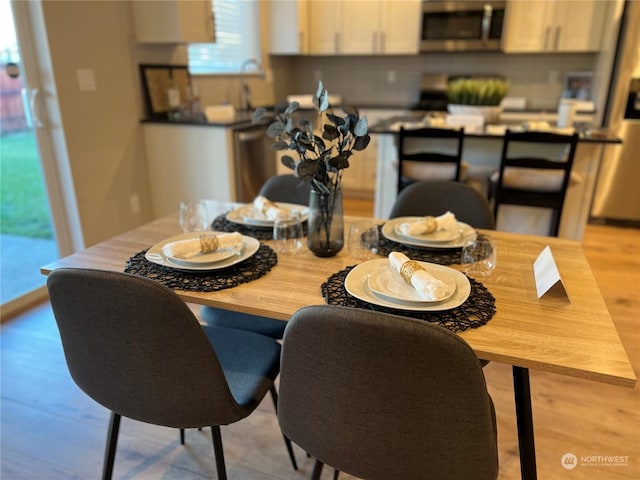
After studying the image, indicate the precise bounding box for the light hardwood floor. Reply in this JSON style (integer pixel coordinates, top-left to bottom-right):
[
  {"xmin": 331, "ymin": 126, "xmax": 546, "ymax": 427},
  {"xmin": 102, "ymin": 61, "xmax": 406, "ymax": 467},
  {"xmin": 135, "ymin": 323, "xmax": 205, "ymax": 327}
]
[{"xmin": 1, "ymin": 200, "xmax": 638, "ymax": 479}]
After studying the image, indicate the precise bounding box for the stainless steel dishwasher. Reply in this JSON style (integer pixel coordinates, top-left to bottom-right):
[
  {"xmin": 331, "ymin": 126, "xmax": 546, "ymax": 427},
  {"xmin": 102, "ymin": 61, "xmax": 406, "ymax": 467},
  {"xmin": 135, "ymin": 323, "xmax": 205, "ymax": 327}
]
[{"xmin": 233, "ymin": 123, "xmax": 276, "ymax": 203}]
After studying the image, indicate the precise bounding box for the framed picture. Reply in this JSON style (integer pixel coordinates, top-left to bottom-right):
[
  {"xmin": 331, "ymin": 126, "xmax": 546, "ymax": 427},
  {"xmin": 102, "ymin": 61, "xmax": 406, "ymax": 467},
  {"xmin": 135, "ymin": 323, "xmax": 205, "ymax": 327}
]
[
  {"xmin": 139, "ymin": 64, "xmax": 191, "ymax": 119},
  {"xmin": 562, "ymin": 72, "xmax": 593, "ymax": 101}
]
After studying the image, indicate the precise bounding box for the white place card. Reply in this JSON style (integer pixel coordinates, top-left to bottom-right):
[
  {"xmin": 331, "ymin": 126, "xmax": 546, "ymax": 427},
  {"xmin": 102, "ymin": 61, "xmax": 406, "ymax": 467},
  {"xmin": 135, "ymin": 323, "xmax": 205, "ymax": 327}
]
[{"xmin": 533, "ymin": 246, "xmax": 570, "ymax": 300}]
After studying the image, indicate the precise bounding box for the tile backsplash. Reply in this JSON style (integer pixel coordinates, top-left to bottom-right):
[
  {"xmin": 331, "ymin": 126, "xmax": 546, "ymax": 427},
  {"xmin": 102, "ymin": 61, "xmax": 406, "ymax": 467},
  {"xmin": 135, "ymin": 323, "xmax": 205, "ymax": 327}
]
[{"xmin": 270, "ymin": 52, "xmax": 599, "ymax": 111}]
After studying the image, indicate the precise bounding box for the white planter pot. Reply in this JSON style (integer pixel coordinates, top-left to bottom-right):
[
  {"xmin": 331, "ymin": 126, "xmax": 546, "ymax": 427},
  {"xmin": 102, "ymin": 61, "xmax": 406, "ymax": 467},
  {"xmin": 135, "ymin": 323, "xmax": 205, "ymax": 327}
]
[{"xmin": 447, "ymin": 105, "xmax": 503, "ymax": 124}]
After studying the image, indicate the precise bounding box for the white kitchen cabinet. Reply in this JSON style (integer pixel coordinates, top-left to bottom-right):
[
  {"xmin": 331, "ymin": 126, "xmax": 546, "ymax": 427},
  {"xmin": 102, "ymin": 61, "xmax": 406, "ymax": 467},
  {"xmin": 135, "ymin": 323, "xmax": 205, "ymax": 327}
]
[
  {"xmin": 132, "ymin": 0, "xmax": 215, "ymax": 44},
  {"xmin": 378, "ymin": 0, "xmax": 421, "ymax": 54},
  {"xmin": 503, "ymin": 0, "xmax": 607, "ymax": 53},
  {"xmin": 308, "ymin": 1, "xmax": 342, "ymax": 54},
  {"xmin": 142, "ymin": 124, "xmax": 234, "ymax": 218},
  {"xmin": 269, "ymin": 0, "xmax": 309, "ymax": 54},
  {"xmin": 308, "ymin": 0, "xmax": 420, "ymax": 55}
]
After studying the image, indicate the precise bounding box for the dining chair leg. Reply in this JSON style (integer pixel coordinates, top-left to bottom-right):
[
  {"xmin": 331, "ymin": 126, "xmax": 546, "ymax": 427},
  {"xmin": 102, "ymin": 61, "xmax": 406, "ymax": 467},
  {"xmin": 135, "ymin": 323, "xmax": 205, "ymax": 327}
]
[
  {"xmin": 269, "ymin": 385, "xmax": 298, "ymax": 470},
  {"xmin": 333, "ymin": 468, "xmax": 340, "ymax": 479},
  {"xmin": 102, "ymin": 411, "xmax": 121, "ymax": 480},
  {"xmin": 179, "ymin": 428, "xmax": 185, "ymax": 445},
  {"xmin": 311, "ymin": 459, "xmax": 324, "ymax": 480},
  {"xmin": 211, "ymin": 425, "xmax": 227, "ymax": 480}
]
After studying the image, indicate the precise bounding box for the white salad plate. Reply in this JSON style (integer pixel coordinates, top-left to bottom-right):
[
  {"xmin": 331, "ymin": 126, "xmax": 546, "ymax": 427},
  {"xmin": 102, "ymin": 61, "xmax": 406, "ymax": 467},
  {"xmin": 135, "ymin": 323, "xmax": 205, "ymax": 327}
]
[
  {"xmin": 344, "ymin": 258, "xmax": 470, "ymax": 311},
  {"xmin": 163, "ymin": 240, "xmax": 244, "ymax": 266},
  {"xmin": 382, "ymin": 217, "xmax": 476, "ymax": 249},
  {"xmin": 145, "ymin": 232, "xmax": 259, "ymax": 271},
  {"xmin": 367, "ymin": 264, "xmax": 457, "ymax": 303},
  {"xmin": 226, "ymin": 203, "xmax": 309, "ymax": 227}
]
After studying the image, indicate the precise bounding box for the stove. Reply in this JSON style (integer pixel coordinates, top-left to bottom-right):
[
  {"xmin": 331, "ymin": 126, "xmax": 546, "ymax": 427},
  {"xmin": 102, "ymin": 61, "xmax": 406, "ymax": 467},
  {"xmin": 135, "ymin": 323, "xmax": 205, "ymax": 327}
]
[{"xmin": 413, "ymin": 74, "xmax": 450, "ymax": 112}]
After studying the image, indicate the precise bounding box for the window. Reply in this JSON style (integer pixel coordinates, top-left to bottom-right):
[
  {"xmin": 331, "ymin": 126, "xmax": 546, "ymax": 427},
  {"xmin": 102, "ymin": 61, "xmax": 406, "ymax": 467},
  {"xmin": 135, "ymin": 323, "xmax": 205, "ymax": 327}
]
[{"xmin": 188, "ymin": 0, "xmax": 261, "ymax": 75}]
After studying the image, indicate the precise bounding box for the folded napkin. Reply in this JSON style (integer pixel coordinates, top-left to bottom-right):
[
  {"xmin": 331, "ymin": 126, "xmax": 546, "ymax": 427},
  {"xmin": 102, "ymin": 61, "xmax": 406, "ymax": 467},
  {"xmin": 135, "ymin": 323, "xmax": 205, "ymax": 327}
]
[
  {"xmin": 388, "ymin": 252, "xmax": 451, "ymax": 301},
  {"xmin": 253, "ymin": 196, "xmax": 287, "ymax": 220},
  {"xmin": 162, "ymin": 232, "xmax": 242, "ymax": 259},
  {"xmin": 398, "ymin": 211, "xmax": 457, "ymax": 236}
]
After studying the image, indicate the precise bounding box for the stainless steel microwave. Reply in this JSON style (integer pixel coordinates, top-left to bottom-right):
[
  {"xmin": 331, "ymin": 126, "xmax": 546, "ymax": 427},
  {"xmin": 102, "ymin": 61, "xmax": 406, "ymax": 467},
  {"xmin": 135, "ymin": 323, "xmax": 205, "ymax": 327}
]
[{"xmin": 420, "ymin": 1, "xmax": 506, "ymax": 52}]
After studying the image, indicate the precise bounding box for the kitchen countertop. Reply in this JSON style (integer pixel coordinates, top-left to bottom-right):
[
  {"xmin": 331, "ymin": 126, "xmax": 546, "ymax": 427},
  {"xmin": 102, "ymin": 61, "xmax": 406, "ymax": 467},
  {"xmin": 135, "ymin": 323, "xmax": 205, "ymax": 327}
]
[
  {"xmin": 369, "ymin": 115, "xmax": 622, "ymax": 144},
  {"xmin": 141, "ymin": 109, "xmax": 274, "ymax": 129}
]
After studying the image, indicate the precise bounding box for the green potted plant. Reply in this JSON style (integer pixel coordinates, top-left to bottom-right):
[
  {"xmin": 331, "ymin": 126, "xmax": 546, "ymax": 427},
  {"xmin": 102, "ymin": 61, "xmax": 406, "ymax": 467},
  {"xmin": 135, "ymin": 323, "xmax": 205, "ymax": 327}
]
[{"xmin": 447, "ymin": 78, "xmax": 510, "ymax": 123}]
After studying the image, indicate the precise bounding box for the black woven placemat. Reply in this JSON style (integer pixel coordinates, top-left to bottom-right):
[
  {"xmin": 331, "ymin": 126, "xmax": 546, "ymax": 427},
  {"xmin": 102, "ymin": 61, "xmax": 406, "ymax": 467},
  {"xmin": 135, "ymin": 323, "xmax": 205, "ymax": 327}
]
[
  {"xmin": 321, "ymin": 265, "xmax": 495, "ymax": 332},
  {"xmin": 124, "ymin": 243, "xmax": 277, "ymax": 292}
]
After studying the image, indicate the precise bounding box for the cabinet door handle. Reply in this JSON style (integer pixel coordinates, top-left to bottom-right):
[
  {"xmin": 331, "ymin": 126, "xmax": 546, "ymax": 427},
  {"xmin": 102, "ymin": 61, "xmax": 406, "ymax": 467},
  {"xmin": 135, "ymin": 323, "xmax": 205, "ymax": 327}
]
[
  {"xmin": 299, "ymin": 31, "xmax": 305, "ymax": 53},
  {"xmin": 237, "ymin": 130, "xmax": 264, "ymax": 142},
  {"xmin": 554, "ymin": 26, "xmax": 561, "ymax": 50},
  {"xmin": 544, "ymin": 26, "xmax": 550, "ymax": 50},
  {"xmin": 335, "ymin": 32, "xmax": 340, "ymax": 53},
  {"xmin": 381, "ymin": 32, "xmax": 386, "ymax": 53},
  {"xmin": 372, "ymin": 32, "xmax": 377, "ymax": 52},
  {"xmin": 481, "ymin": 4, "xmax": 493, "ymax": 43}
]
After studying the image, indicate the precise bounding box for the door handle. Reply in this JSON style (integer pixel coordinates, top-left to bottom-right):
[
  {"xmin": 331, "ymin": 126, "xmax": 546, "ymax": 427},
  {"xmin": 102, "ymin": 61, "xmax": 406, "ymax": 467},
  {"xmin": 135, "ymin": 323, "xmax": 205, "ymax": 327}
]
[{"xmin": 29, "ymin": 88, "xmax": 44, "ymax": 128}]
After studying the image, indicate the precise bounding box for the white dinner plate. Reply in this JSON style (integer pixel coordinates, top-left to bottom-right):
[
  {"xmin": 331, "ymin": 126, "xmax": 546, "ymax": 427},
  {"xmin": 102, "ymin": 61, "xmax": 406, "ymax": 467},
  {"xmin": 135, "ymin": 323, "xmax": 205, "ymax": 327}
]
[
  {"xmin": 382, "ymin": 217, "xmax": 476, "ymax": 249},
  {"xmin": 367, "ymin": 264, "xmax": 456, "ymax": 303},
  {"xmin": 345, "ymin": 259, "xmax": 470, "ymax": 311},
  {"xmin": 145, "ymin": 232, "xmax": 260, "ymax": 271},
  {"xmin": 226, "ymin": 203, "xmax": 309, "ymax": 227}
]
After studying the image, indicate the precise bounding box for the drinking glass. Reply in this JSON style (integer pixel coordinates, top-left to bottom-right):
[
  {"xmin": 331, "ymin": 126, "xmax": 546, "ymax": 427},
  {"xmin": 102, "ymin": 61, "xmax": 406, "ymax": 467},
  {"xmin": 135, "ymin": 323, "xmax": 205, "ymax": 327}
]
[
  {"xmin": 461, "ymin": 234, "xmax": 497, "ymax": 278},
  {"xmin": 179, "ymin": 200, "xmax": 209, "ymax": 232},
  {"xmin": 348, "ymin": 220, "xmax": 380, "ymax": 260},
  {"xmin": 273, "ymin": 214, "xmax": 304, "ymax": 255}
]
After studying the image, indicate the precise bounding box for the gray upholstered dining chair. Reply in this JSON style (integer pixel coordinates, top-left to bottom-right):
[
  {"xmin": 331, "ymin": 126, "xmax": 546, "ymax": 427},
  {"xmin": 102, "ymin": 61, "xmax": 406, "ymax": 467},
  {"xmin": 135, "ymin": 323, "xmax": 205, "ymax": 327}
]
[
  {"xmin": 201, "ymin": 174, "xmax": 311, "ymax": 339},
  {"xmin": 389, "ymin": 180, "xmax": 496, "ymax": 229},
  {"xmin": 278, "ymin": 305, "xmax": 499, "ymax": 480},
  {"xmin": 46, "ymin": 268, "xmax": 297, "ymax": 480}
]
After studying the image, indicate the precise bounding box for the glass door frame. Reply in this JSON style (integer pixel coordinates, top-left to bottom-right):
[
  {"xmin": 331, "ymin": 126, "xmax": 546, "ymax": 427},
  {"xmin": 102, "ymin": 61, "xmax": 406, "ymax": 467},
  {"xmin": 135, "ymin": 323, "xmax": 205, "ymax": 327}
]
[{"xmin": 3, "ymin": 1, "xmax": 83, "ymax": 320}]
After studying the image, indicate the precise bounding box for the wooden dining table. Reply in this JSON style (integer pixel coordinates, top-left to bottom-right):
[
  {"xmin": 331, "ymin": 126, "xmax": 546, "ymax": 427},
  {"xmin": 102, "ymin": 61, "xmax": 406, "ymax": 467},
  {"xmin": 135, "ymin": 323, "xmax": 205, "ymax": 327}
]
[{"xmin": 41, "ymin": 200, "xmax": 636, "ymax": 480}]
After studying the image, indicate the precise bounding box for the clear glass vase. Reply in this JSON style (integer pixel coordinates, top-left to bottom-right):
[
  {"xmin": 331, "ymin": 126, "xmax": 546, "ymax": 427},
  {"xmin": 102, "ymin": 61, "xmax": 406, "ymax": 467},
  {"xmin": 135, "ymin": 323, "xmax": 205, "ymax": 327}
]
[{"xmin": 307, "ymin": 188, "xmax": 344, "ymax": 257}]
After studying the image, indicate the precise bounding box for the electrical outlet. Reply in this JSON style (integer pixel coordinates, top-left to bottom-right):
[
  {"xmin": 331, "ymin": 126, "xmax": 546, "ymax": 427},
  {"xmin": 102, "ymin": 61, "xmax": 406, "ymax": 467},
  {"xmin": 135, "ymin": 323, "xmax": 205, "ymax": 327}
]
[
  {"xmin": 387, "ymin": 70, "xmax": 396, "ymax": 84},
  {"xmin": 548, "ymin": 69, "xmax": 559, "ymax": 84},
  {"xmin": 130, "ymin": 194, "xmax": 141, "ymax": 215},
  {"xmin": 313, "ymin": 70, "xmax": 322, "ymax": 83},
  {"xmin": 77, "ymin": 68, "xmax": 97, "ymax": 92}
]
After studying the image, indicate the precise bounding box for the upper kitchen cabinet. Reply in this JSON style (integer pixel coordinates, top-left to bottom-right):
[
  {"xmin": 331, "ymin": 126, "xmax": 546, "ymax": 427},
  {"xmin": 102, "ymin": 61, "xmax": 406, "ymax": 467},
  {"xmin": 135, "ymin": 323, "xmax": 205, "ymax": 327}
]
[
  {"xmin": 307, "ymin": 0, "xmax": 420, "ymax": 55},
  {"xmin": 503, "ymin": 0, "xmax": 607, "ymax": 53},
  {"xmin": 132, "ymin": 0, "xmax": 215, "ymax": 44},
  {"xmin": 269, "ymin": 0, "xmax": 310, "ymax": 54}
]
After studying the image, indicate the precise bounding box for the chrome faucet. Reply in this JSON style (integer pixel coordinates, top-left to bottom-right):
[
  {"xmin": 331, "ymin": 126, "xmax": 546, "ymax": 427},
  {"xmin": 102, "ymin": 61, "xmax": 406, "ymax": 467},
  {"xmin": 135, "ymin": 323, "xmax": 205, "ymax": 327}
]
[{"xmin": 240, "ymin": 58, "xmax": 263, "ymax": 111}]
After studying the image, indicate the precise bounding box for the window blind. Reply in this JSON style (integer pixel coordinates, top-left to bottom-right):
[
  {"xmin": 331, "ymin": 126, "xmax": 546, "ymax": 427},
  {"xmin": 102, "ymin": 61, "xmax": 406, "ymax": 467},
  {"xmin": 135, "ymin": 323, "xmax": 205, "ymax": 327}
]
[{"xmin": 188, "ymin": 0, "xmax": 260, "ymax": 75}]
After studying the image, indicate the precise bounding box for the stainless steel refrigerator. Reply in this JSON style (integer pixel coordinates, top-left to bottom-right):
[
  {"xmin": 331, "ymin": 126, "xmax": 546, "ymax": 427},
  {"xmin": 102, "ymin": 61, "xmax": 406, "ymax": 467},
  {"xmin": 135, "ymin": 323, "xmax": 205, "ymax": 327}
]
[{"xmin": 591, "ymin": 0, "xmax": 640, "ymax": 223}]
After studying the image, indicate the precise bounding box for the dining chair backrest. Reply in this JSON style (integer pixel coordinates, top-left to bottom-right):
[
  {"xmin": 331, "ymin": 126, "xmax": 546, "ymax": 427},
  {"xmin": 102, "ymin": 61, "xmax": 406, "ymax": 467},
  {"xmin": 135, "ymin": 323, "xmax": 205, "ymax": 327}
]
[
  {"xmin": 397, "ymin": 126, "xmax": 465, "ymax": 195},
  {"xmin": 493, "ymin": 130, "xmax": 579, "ymax": 237},
  {"xmin": 278, "ymin": 305, "xmax": 499, "ymax": 480},
  {"xmin": 47, "ymin": 267, "xmax": 294, "ymax": 479},
  {"xmin": 47, "ymin": 268, "xmax": 249, "ymax": 428},
  {"xmin": 259, "ymin": 174, "xmax": 311, "ymax": 205},
  {"xmin": 389, "ymin": 180, "xmax": 496, "ymax": 229}
]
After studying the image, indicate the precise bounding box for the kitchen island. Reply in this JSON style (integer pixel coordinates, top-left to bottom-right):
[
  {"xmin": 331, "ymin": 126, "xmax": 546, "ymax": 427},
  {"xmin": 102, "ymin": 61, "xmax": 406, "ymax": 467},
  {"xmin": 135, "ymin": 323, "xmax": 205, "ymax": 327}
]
[{"xmin": 370, "ymin": 116, "xmax": 621, "ymax": 240}]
